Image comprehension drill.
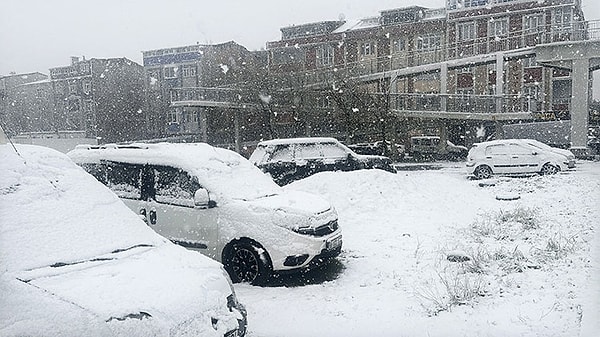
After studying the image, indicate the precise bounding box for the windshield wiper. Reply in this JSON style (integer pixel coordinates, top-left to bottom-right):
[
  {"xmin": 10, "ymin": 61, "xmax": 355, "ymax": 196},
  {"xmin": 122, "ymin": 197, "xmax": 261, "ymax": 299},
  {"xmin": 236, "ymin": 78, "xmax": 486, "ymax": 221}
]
[
  {"xmin": 48, "ymin": 244, "xmax": 154, "ymax": 269},
  {"xmin": 111, "ymin": 243, "xmax": 153, "ymax": 254}
]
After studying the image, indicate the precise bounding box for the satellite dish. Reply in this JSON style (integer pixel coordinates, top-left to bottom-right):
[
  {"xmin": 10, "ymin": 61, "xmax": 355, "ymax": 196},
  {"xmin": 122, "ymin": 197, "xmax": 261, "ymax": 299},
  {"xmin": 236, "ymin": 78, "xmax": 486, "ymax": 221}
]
[{"xmin": 338, "ymin": 13, "xmax": 346, "ymax": 21}]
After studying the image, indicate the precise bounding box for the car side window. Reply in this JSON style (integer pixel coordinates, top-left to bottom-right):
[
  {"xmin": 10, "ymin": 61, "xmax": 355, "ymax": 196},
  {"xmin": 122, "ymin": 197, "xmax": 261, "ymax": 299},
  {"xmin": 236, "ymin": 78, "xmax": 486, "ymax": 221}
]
[
  {"xmin": 295, "ymin": 144, "xmax": 322, "ymax": 160},
  {"xmin": 153, "ymin": 165, "xmax": 200, "ymax": 207},
  {"xmin": 269, "ymin": 145, "xmax": 293, "ymax": 163},
  {"xmin": 321, "ymin": 143, "xmax": 348, "ymax": 159},
  {"xmin": 106, "ymin": 162, "xmax": 142, "ymax": 200},
  {"xmin": 486, "ymin": 144, "xmax": 508, "ymax": 156},
  {"xmin": 509, "ymin": 144, "xmax": 532, "ymax": 155}
]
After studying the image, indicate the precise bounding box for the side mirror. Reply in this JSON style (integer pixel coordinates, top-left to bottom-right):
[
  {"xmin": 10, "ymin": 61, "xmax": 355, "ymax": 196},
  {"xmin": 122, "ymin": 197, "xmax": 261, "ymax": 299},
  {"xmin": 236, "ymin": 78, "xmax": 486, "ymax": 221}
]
[
  {"xmin": 532, "ymin": 151, "xmax": 538, "ymax": 155},
  {"xmin": 194, "ymin": 188, "xmax": 217, "ymax": 208}
]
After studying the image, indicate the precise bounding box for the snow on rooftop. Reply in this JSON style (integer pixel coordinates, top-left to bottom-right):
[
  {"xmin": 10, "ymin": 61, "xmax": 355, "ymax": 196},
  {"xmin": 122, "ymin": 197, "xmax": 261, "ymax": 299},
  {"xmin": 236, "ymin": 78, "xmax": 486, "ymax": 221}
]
[{"xmin": 333, "ymin": 17, "xmax": 380, "ymax": 33}]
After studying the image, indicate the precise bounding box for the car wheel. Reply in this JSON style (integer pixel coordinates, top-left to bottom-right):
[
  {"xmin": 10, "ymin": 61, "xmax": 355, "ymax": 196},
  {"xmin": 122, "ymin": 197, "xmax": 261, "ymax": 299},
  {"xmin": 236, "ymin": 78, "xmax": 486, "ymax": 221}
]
[
  {"xmin": 474, "ymin": 165, "xmax": 493, "ymax": 179},
  {"xmin": 224, "ymin": 241, "xmax": 271, "ymax": 286},
  {"xmin": 540, "ymin": 163, "xmax": 559, "ymax": 175}
]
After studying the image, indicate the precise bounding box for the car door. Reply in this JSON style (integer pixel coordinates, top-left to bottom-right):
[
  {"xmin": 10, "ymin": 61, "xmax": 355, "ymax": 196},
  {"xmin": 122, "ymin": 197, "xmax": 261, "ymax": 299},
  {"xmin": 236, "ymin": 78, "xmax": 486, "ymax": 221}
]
[
  {"xmin": 484, "ymin": 144, "xmax": 512, "ymax": 174},
  {"xmin": 507, "ymin": 143, "xmax": 539, "ymax": 174},
  {"xmin": 143, "ymin": 165, "xmax": 219, "ymax": 259}
]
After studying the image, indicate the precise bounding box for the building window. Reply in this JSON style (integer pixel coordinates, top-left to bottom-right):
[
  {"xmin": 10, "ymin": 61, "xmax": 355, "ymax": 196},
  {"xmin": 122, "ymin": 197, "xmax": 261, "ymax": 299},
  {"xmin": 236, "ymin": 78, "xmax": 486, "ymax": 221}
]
[
  {"xmin": 68, "ymin": 82, "xmax": 77, "ymax": 94},
  {"xmin": 80, "ymin": 62, "xmax": 90, "ymax": 74},
  {"xmin": 524, "ymin": 14, "xmax": 544, "ymax": 33},
  {"xmin": 316, "ymin": 44, "xmax": 335, "ymax": 67},
  {"xmin": 169, "ymin": 90, "xmax": 179, "ymax": 101},
  {"xmin": 393, "ymin": 38, "xmax": 406, "ymax": 52},
  {"xmin": 360, "ymin": 42, "xmax": 375, "ymax": 56},
  {"xmin": 489, "ymin": 17, "xmax": 509, "ymax": 37},
  {"xmin": 182, "ymin": 65, "xmax": 196, "ymax": 78},
  {"xmin": 82, "ymin": 80, "xmax": 91, "ymax": 94},
  {"xmin": 164, "ymin": 66, "xmax": 177, "ymax": 79},
  {"xmin": 457, "ymin": 22, "xmax": 476, "ymax": 41},
  {"xmin": 522, "ymin": 56, "xmax": 537, "ymax": 68},
  {"xmin": 83, "ymin": 100, "xmax": 94, "ymax": 113},
  {"xmin": 416, "ymin": 35, "xmax": 441, "ymax": 51},
  {"xmin": 147, "ymin": 69, "xmax": 160, "ymax": 87},
  {"xmin": 553, "ymin": 7, "xmax": 573, "ymax": 33},
  {"xmin": 271, "ymin": 47, "xmax": 306, "ymax": 65},
  {"xmin": 168, "ymin": 110, "xmax": 179, "ymax": 123}
]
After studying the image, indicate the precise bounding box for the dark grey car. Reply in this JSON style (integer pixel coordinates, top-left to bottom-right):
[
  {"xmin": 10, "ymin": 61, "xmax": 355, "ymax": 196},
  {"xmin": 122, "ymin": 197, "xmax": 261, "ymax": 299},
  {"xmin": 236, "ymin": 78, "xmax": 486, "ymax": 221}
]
[{"xmin": 249, "ymin": 137, "xmax": 397, "ymax": 185}]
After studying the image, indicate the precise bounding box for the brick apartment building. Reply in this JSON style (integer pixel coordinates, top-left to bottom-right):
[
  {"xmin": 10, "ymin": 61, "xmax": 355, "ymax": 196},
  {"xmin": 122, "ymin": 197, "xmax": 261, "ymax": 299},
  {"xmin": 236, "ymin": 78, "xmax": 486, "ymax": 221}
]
[{"xmin": 263, "ymin": 0, "xmax": 588, "ymax": 146}]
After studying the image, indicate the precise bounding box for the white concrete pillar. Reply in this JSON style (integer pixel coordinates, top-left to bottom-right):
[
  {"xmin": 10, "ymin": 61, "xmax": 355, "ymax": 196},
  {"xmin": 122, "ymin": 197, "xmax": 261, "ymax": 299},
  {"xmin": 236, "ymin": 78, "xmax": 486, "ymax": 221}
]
[
  {"xmin": 440, "ymin": 63, "xmax": 448, "ymax": 111},
  {"xmin": 495, "ymin": 53, "xmax": 504, "ymax": 115},
  {"xmin": 571, "ymin": 58, "xmax": 590, "ymax": 154}
]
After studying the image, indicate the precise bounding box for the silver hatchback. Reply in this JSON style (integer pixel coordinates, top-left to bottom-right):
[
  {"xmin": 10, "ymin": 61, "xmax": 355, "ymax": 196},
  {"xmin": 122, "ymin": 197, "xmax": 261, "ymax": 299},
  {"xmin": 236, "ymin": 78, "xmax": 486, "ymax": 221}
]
[{"xmin": 466, "ymin": 139, "xmax": 572, "ymax": 179}]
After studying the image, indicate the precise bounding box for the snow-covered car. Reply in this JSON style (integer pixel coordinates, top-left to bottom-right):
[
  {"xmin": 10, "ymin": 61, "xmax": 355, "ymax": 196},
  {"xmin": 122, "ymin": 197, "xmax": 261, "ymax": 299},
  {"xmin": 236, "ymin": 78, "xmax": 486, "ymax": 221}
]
[
  {"xmin": 249, "ymin": 137, "xmax": 397, "ymax": 185},
  {"xmin": 68, "ymin": 142, "xmax": 342, "ymax": 286},
  {"xmin": 466, "ymin": 139, "xmax": 571, "ymax": 179},
  {"xmin": 0, "ymin": 143, "xmax": 246, "ymax": 337},
  {"xmin": 409, "ymin": 136, "xmax": 468, "ymax": 161},
  {"xmin": 520, "ymin": 139, "xmax": 576, "ymax": 168},
  {"xmin": 347, "ymin": 140, "xmax": 405, "ymax": 159}
]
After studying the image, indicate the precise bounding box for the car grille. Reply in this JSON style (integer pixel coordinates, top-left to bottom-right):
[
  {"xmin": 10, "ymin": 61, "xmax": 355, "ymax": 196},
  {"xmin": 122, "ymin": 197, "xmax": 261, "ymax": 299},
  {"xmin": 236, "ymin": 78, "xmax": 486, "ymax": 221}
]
[{"xmin": 313, "ymin": 220, "xmax": 339, "ymax": 237}]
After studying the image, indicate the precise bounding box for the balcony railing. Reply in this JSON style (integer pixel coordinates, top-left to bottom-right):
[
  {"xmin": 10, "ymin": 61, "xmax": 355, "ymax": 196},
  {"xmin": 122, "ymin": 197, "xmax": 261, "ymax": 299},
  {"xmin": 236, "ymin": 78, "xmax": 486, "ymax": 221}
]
[
  {"xmin": 387, "ymin": 93, "xmax": 544, "ymax": 115},
  {"xmin": 268, "ymin": 20, "xmax": 600, "ymax": 88},
  {"xmin": 169, "ymin": 87, "xmax": 259, "ymax": 107}
]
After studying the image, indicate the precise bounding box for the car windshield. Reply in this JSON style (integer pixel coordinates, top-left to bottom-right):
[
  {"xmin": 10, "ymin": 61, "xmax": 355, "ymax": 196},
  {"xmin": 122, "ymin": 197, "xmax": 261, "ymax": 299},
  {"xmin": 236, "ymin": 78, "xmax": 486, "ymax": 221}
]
[{"xmin": 0, "ymin": 145, "xmax": 165, "ymax": 273}]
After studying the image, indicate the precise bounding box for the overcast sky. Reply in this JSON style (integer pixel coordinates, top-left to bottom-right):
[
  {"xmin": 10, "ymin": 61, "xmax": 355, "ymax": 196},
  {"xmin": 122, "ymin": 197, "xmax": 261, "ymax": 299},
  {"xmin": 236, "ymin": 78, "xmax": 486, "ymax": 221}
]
[{"xmin": 1, "ymin": 0, "xmax": 598, "ymax": 90}]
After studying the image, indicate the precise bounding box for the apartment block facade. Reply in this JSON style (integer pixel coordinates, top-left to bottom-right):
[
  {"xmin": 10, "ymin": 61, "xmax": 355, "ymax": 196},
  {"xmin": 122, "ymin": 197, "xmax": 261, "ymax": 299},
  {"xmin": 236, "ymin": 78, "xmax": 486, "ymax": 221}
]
[
  {"xmin": 49, "ymin": 57, "xmax": 145, "ymax": 143},
  {"xmin": 142, "ymin": 41, "xmax": 268, "ymax": 146}
]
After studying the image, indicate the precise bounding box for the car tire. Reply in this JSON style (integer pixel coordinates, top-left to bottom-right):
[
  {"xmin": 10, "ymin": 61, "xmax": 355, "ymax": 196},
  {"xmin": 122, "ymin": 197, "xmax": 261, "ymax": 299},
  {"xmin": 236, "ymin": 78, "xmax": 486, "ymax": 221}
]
[
  {"xmin": 474, "ymin": 165, "xmax": 493, "ymax": 179},
  {"xmin": 540, "ymin": 163, "xmax": 559, "ymax": 175},
  {"xmin": 224, "ymin": 241, "xmax": 271, "ymax": 286}
]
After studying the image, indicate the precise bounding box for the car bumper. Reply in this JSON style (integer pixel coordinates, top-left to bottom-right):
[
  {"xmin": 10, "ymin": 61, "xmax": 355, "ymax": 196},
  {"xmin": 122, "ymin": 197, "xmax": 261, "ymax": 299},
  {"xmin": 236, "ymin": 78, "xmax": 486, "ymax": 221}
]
[{"xmin": 273, "ymin": 231, "xmax": 343, "ymax": 271}]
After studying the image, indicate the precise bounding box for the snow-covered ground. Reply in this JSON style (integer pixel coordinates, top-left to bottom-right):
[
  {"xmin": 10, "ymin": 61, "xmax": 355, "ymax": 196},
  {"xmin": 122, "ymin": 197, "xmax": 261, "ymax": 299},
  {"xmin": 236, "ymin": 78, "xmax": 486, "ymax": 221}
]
[{"xmin": 235, "ymin": 161, "xmax": 600, "ymax": 337}]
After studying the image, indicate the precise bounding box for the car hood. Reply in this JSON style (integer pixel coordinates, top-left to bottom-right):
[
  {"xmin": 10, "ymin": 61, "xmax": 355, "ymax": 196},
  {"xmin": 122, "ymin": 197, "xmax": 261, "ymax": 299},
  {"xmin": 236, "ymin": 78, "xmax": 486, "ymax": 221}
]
[
  {"xmin": 6, "ymin": 245, "xmax": 238, "ymax": 337},
  {"xmin": 551, "ymin": 148, "xmax": 575, "ymax": 159},
  {"xmin": 244, "ymin": 190, "xmax": 333, "ymax": 217}
]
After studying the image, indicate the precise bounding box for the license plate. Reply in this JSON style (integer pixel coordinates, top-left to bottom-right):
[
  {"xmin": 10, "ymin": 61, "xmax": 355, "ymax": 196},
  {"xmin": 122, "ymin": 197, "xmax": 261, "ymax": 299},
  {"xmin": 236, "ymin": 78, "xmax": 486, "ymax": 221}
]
[{"xmin": 327, "ymin": 235, "xmax": 342, "ymax": 250}]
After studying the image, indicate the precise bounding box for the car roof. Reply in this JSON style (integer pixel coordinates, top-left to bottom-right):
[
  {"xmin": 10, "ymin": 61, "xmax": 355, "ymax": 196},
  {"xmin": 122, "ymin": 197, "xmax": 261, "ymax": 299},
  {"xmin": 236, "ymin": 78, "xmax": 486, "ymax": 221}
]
[
  {"xmin": 257, "ymin": 137, "xmax": 341, "ymax": 146},
  {"xmin": 473, "ymin": 139, "xmax": 537, "ymax": 147},
  {"xmin": 69, "ymin": 142, "xmax": 244, "ymax": 172},
  {"xmin": 68, "ymin": 142, "xmax": 280, "ymax": 201}
]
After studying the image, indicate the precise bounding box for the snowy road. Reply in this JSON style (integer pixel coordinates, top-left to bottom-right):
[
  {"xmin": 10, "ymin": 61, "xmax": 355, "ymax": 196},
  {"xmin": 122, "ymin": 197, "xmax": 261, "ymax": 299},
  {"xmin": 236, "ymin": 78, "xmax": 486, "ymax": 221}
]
[{"xmin": 234, "ymin": 161, "xmax": 600, "ymax": 337}]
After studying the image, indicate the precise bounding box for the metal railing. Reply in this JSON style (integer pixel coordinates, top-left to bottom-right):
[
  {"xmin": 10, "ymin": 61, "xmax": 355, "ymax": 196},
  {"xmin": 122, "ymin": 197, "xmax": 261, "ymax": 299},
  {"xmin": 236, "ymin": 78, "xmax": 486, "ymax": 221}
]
[
  {"xmin": 268, "ymin": 20, "xmax": 600, "ymax": 87},
  {"xmin": 388, "ymin": 93, "xmax": 543, "ymax": 114},
  {"xmin": 169, "ymin": 87, "xmax": 258, "ymax": 107}
]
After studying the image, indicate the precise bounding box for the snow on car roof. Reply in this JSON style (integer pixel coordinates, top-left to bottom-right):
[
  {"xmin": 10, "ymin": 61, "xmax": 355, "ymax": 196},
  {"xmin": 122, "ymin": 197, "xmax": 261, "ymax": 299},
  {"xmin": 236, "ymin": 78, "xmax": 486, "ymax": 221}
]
[
  {"xmin": 257, "ymin": 137, "xmax": 341, "ymax": 146},
  {"xmin": 0, "ymin": 144, "xmax": 168, "ymax": 273},
  {"xmin": 68, "ymin": 142, "xmax": 280, "ymax": 201}
]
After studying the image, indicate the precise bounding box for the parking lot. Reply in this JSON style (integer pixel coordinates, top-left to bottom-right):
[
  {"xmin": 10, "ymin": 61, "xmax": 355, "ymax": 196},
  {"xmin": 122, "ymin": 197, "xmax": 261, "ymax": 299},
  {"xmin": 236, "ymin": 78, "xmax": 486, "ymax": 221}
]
[{"xmin": 235, "ymin": 161, "xmax": 600, "ymax": 337}]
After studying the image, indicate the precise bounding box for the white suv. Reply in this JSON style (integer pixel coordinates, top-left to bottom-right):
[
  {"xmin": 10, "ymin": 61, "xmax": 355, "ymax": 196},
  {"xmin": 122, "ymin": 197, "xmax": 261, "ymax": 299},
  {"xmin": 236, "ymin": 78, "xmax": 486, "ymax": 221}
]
[
  {"xmin": 68, "ymin": 142, "xmax": 342, "ymax": 285},
  {"xmin": 466, "ymin": 139, "xmax": 571, "ymax": 179}
]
